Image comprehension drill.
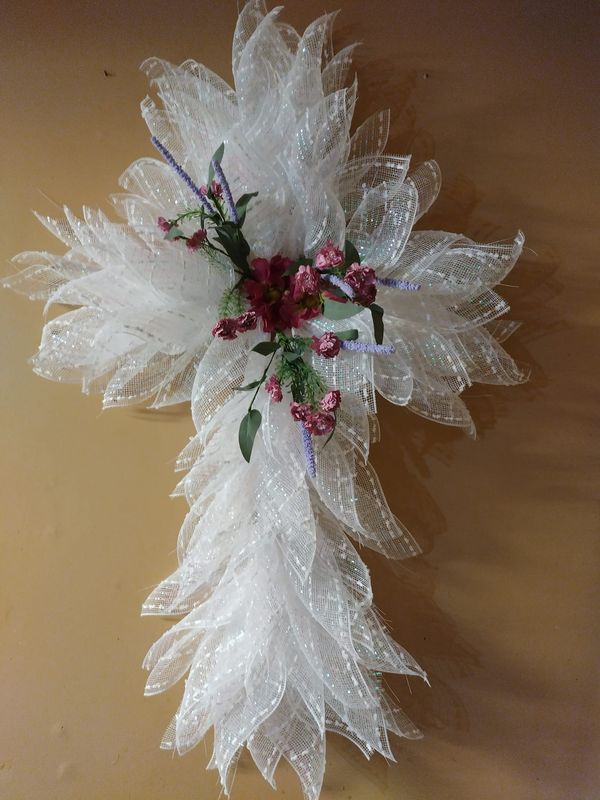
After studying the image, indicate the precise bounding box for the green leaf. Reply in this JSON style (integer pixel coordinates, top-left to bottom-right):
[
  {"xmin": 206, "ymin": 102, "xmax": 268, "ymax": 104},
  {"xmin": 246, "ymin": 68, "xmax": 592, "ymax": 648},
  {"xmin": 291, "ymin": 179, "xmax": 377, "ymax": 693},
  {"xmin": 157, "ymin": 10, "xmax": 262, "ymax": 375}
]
[
  {"xmin": 239, "ymin": 409, "xmax": 262, "ymax": 463},
  {"xmin": 283, "ymin": 351, "xmax": 303, "ymax": 363},
  {"xmin": 252, "ymin": 341, "xmax": 280, "ymax": 356},
  {"xmin": 235, "ymin": 192, "xmax": 258, "ymax": 226},
  {"xmin": 322, "ymin": 298, "xmax": 364, "ymax": 320},
  {"xmin": 208, "ymin": 142, "xmax": 225, "ymax": 184},
  {"xmin": 336, "ymin": 329, "xmax": 359, "ymax": 341},
  {"xmin": 235, "ymin": 192, "xmax": 258, "ymax": 211},
  {"xmin": 235, "ymin": 380, "xmax": 262, "ymax": 392},
  {"xmin": 165, "ymin": 226, "xmax": 184, "ymax": 240},
  {"xmin": 345, "ymin": 239, "xmax": 360, "ymax": 266},
  {"xmin": 370, "ymin": 303, "xmax": 385, "ymax": 344},
  {"xmin": 214, "ymin": 224, "xmax": 250, "ymax": 272}
]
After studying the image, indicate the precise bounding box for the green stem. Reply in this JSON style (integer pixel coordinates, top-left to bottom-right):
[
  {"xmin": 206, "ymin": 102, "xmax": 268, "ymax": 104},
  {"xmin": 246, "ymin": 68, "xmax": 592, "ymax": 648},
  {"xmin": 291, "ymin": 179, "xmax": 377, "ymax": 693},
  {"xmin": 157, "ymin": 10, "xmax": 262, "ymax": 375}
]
[
  {"xmin": 249, "ymin": 349, "xmax": 279, "ymax": 411},
  {"xmin": 174, "ymin": 209, "xmax": 205, "ymax": 223}
]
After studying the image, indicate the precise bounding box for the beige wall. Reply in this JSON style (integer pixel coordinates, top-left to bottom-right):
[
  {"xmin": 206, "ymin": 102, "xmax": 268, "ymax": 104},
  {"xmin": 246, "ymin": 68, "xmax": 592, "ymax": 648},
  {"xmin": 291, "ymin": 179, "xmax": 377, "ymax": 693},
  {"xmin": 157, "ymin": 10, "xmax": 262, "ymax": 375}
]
[{"xmin": 1, "ymin": 2, "xmax": 598, "ymax": 799}]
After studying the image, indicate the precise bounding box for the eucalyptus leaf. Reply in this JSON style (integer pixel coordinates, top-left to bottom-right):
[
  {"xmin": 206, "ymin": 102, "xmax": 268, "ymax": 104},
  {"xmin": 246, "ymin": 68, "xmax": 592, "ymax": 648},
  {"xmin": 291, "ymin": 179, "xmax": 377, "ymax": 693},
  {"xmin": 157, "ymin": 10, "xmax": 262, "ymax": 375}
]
[
  {"xmin": 345, "ymin": 239, "xmax": 360, "ymax": 266},
  {"xmin": 165, "ymin": 226, "xmax": 184, "ymax": 240},
  {"xmin": 370, "ymin": 303, "xmax": 385, "ymax": 345},
  {"xmin": 322, "ymin": 298, "xmax": 363, "ymax": 320},
  {"xmin": 239, "ymin": 409, "xmax": 262, "ymax": 463},
  {"xmin": 252, "ymin": 341, "xmax": 280, "ymax": 356}
]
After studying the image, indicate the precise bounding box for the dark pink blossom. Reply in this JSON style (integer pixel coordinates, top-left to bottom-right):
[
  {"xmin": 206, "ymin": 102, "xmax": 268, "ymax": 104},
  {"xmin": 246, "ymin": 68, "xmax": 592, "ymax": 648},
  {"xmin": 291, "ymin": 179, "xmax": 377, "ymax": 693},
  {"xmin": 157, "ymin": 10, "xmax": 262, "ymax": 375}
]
[
  {"xmin": 211, "ymin": 318, "xmax": 238, "ymax": 340},
  {"xmin": 186, "ymin": 229, "xmax": 208, "ymax": 250},
  {"xmin": 314, "ymin": 240, "xmax": 345, "ymax": 270},
  {"xmin": 290, "ymin": 402, "xmax": 311, "ymax": 422},
  {"xmin": 243, "ymin": 255, "xmax": 295, "ymax": 332},
  {"xmin": 157, "ymin": 216, "xmax": 172, "ymax": 232},
  {"xmin": 234, "ymin": 311, "xmax": 257, "ymax": 332},
  {"xmin": 210, "ymin": 180, "xmax": 223, "ymax": 197},
  {"xmin": 311, "ymin": 332, "xmax": 341, "ymax": 358},
  {"xmin": 305, "ymin": 411, "xmax": 335, "ymax": 436},
  {"xmin": 320, "ymin": 389, "xmax": 341, "ymax": 412},
  {"xmin": 344, "ymin": 263, "xmax": 377, "ymax": 305},
  {"xmin": 265, "ymin": 375, "xmax": 283, "ymax": 403}
]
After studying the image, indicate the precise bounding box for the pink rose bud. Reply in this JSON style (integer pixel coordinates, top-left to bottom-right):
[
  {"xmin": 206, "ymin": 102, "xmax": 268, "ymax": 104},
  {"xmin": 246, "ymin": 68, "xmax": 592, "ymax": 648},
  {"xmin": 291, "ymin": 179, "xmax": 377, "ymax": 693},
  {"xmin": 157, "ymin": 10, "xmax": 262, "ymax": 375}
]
[
  {"xmin": 292, "ymin": 264, "xmax": 321, "ymax": 302},
  {"xmin": 211, "ymin": 318, "xmax": 238, "ymax": 340},
  {"xmin": 310, "ymin": 332, "xmax": 341, "ymax": 358},
  {"xmin": 304, "ymin": 411, "xmax": 335, "ymax": 436},
  {"xmin": 234, "ymin": 310, "xmax": 257, "ymax": 332},
  {"xmin": 265, "ymin": 375, "xmax": 283, "ymax": 403},
  {"xmin": 314, "ymin": 240, "xmax": 345, "ymax": 270},
  {"xmin": 211, "ymin": 180, "xmax": 223, "ymax": 197},
  {"xmin": 344, "ymin": 263, "xmax": 377, "ymax": 305},
  {"xmin": 290, "ymin": 402, "xmax": 311, "ymax": 422},
  {"xmin": 199, "ymin": 184, "xmax": 208, "ymax": 195},
  {"xmin": 186, "ymin": 229, "xmax": 208, "ymax": 250},
  {"xmin": 157, "ymin": 216, "xmax": 173, "ymax": 232},
  {"xmin": 320, "ymin": 389, "xmax": 341, "ymax": 412}
]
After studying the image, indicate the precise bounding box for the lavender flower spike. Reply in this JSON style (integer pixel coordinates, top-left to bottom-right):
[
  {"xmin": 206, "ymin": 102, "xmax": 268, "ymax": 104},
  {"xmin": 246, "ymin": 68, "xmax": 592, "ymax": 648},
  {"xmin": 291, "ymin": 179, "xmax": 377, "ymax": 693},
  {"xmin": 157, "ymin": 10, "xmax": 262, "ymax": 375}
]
[
  {"xmin": 323, "ymin": 273, "xmax": 355, "ymax": 299},
  {"xmin": 299, "ymin": 423, "xmax": 316, "ymax": 478},
  {"xmin": 211, "ymin": 159, "xmax": 239, "ymax": 224},
  {"xmin": 151, "ymin": 136, "xmax": 216, "ymax": 216},
  {"xmin": 376, "ymin": 277, "xmax": 421, "ymax": 291},
  {"xmin": 342, "ymin": 340, "xmax": 396, "ymax": 355}
]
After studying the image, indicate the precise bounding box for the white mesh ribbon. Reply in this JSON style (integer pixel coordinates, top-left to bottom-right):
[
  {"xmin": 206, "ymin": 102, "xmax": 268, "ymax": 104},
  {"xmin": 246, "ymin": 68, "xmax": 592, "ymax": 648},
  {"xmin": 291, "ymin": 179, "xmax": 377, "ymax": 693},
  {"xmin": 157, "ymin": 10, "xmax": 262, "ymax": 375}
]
[{"xmin": 5, "ymin": 3, "xmax": 526, "ymax": 798}]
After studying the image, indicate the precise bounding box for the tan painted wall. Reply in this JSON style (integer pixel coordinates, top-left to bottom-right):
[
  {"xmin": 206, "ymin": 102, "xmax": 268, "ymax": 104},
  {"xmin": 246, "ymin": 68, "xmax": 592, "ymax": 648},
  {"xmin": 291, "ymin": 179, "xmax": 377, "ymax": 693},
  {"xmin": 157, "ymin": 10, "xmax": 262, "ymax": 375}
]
[{"xmin": 1, "ymin": 2, "xmax": 598, "ymax": 798}]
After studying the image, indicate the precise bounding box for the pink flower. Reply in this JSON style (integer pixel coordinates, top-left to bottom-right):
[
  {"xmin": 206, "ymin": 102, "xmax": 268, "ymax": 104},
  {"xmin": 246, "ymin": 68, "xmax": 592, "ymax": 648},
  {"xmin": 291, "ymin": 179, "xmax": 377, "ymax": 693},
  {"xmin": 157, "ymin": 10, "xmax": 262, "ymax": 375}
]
[
  {"xmin": 311, "ymin": 332, "xmax": 341, "ymax": 358},
  {"xmin": 344, "ymin": 263, "xmax": 377, "ymax": 305},
  {"xmin": 234, "ymin": 311, "xmax": 257, "ymax": 332},
  {"xmin": 210, "ymin": 180, "xmax": 223, "ymax": 197},
  {"xmin": 292, "ymin": 265, "xmax": 321, "ymax": 302},
  {"xmin": 304, "ymin": 411, "xmax": 335, "ymax": 436},
  {"xmin": 314, "ymin": 240, "xmax": 345, "ymax": 270},
  {"xmin": 157, "ymin": 216, "xmax": 172, "ymax": 232},
  {"xmin": 199, "ymin": 184, "xmax": 208, "ymax": 195},
  {"xmin": 320, "ymin": 389, "xmax": 341, "ymax": 412},
  {"xmin": 211, "ymin": 318, "xmax": 238, "ymax": 340},
  {"xmin": 265, "ymin": 375, "xmax": 283, "ymax": 402},
  {"xmin": 290, "ymin": 402, "xmax": 311, "ymax": 422},
  {"xmin": 186, "ymin": 229, "xmax": 208, "ymax": 250}
]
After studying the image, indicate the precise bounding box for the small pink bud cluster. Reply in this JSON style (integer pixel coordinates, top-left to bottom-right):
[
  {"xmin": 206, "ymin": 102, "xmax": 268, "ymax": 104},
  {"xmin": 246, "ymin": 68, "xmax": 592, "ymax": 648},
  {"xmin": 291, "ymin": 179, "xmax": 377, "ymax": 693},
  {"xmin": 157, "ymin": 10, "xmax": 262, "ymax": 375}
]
[
  {"xmin": 211, "ymin": 311, "xmax": 258, "ymax": 340},
  {"xmin": 310, "ymin": 332, "xmax": 341, "ymax": 358},
  {"xmin": 157, "ymin": 217, "xmax": 208, "ymax": 250},
  {"xmin": 344, "ymin": 263, "xmax": 377, "ymax": 305},
  {"xmin": 314, "ymin": 240, "xmax": 344, "ymax": 270},
  {"xmin": 199, "ymin": 180, "xmax": 223, "ymax": 198},
  {"xmin": 265, "ymin": 375, "xmax": 283, "ymax": 402},
  {"xmin": 186, "ymin": 228, "xmax": 208, "ymax": 250},
  {"xmin": 313, "ymin": 241, "xmax": 377, "ymax": 307},
  {"xmin": 289, "ymin": 389, "xmax": 341, "ymax": 435}
]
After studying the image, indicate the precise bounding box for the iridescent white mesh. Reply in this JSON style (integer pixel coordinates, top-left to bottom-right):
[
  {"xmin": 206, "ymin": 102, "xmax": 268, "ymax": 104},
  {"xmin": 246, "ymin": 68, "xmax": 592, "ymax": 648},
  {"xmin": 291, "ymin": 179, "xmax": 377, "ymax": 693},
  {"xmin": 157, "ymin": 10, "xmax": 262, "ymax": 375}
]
[{"xmin": 4, "ymin": 3, "xmax": 526, "ymax": 798}]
